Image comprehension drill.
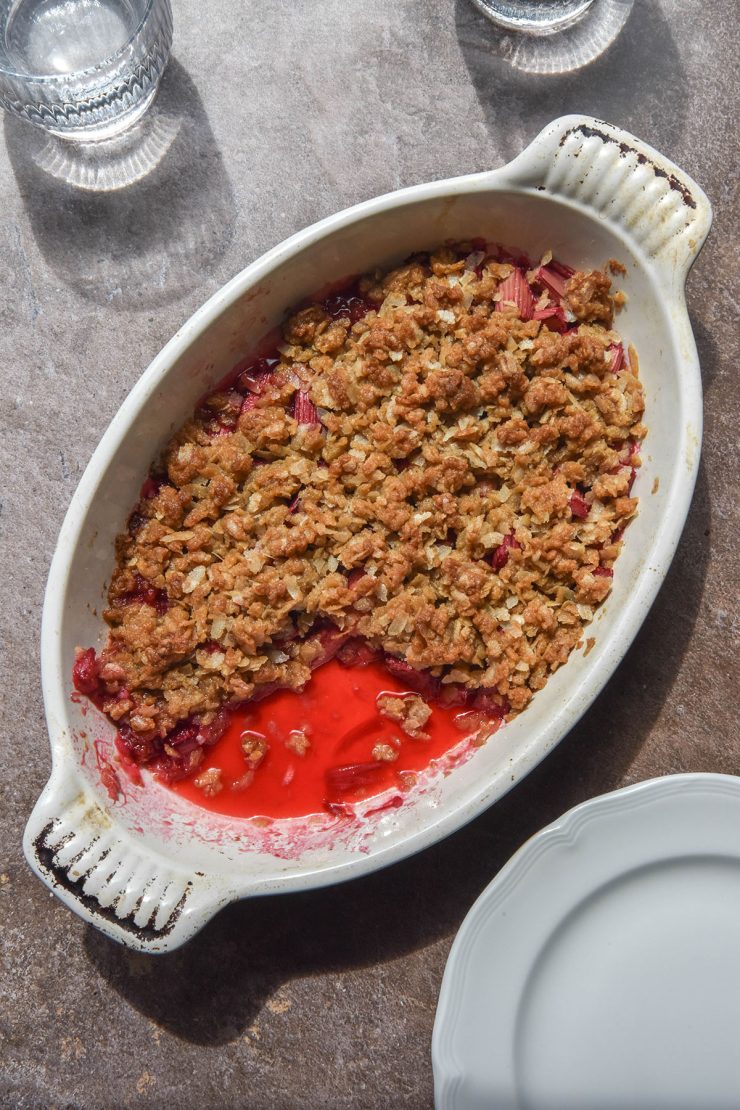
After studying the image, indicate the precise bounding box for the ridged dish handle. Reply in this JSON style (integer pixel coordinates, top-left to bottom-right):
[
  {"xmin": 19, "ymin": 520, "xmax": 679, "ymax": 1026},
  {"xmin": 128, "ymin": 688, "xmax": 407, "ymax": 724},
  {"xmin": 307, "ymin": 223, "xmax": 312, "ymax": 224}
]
[
  {"xmin": 500, "ymin": 114, "xmax": 712, "ymax": 283},
  {"xmin": 23, "ymin": 765, "xmax": 233, "ymax": 953}
]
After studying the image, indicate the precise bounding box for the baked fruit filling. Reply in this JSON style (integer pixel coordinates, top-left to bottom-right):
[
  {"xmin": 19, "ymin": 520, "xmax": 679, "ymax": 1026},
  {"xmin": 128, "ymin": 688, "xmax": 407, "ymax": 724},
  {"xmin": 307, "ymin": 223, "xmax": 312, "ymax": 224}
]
[{"xmin": 74, "ymin": 243, "xmax": 645, "ymax": 793}]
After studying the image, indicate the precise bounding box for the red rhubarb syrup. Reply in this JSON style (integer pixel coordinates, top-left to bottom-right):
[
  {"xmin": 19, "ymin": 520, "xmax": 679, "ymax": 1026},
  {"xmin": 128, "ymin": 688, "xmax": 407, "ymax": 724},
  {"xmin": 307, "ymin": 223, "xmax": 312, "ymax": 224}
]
[{"xmin": 169, "ymin": 659, "xmax": 498, "ymax": 819}]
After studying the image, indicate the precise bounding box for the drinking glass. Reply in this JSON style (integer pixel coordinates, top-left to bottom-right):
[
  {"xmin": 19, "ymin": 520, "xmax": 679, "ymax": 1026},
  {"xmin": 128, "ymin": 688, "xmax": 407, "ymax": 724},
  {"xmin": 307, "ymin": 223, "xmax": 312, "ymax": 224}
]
[{"xmin": 0, "ymin": 0, "xmax": 173, "ymax": 140}]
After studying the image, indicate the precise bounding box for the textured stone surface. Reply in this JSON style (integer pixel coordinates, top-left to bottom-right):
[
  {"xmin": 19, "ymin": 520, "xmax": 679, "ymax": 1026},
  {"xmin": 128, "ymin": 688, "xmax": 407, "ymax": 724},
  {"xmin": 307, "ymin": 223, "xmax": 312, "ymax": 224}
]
[{"xmin": 1, "ymin": 1, "xmax": 738, "ymax": 1106}]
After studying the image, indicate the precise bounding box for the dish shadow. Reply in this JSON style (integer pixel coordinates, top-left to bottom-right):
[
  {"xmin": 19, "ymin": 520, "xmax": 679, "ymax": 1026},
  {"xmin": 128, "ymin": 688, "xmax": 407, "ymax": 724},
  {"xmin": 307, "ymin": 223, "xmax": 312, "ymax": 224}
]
[
  {"xmin": 687, "ymin": 293, "xmax": 723, "ymax": 397},
  {"xmin": 84, "ymin": 461, "xmax": 712, "ymax": 1046},
  {"xmin": 455, "ymin": 0, "xmax": 688, "ymax": 163},
  {"xmin": 5, "ymin": 59, "xmax": 235, "ymax": 311},
  {"xmin": 689, "ymin": 313, "xmax": 721, "ymax": 394}
]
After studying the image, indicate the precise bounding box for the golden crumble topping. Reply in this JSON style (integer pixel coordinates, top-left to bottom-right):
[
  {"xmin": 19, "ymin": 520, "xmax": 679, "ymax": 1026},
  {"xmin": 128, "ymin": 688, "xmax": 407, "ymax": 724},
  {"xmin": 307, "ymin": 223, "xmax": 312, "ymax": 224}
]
[{"xmin": 74, "ymin": 244, "xmax": 645, "ymax": 771}]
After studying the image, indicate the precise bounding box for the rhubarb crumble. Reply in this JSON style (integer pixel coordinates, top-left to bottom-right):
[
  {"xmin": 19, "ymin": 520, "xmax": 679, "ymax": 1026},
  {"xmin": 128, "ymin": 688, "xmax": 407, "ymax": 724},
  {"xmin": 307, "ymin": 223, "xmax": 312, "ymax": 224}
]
[{"xmin": 74, "ymin": 242, "xmax": 645, "ymax": 787}]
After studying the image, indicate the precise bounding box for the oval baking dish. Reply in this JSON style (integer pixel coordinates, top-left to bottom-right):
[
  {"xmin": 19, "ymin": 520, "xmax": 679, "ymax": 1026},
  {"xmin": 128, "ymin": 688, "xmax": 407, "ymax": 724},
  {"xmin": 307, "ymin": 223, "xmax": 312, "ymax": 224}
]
[{"xmin": 25, "ymin": 116, "xmax": 711, "ymax": 952}]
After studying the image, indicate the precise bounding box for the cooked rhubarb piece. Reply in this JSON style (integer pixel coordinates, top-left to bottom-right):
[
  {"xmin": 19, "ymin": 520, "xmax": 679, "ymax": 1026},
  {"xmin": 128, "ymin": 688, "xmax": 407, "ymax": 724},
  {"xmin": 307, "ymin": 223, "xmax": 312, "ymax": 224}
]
[
  {"xmin": 325, "ymin": 761, "xmax": 386, "ymax": 796},
  {"xmin": 73, "ymin": 647, "xmax": 100, "ymax": 695},
  {"xmin": 112, "ymin": 574, "xmax": 168, "ymax": 615},
  {"xmin": 546, "ymin": 259, "xmax": 575, "ymax": 279},
  {"xmin": 490, "ymin": 533, "xmax": 521, "ymax": 572},
  {"xmin": 495, "ymin": 267, "xmax": 535, "ymax": 320},
  {"xmin": 609, "ymin": 343, "xmax": 625, "ymax": 373},
  {"xmin": 382, "ymin": 658, "xmax": 439, "ymax": 700},
  {"xmin": 140, "ymin": 475, "xmax": 164, "ymax": 499},
  {"xmin": 471, "ymin": 689, "xmax": 510, "ymax": 717},
  {"xmin": 322, "ymin": 289, "xmax": 374, "ymax": 325},
  {"xmin": 569, "ymin": 491, "xmax": 590, "ymax": 520},
  {"xmin": 336, "ymin": 638, "xmax": 381, "ymax": 667},
  {"xmin": 536, "ymin": 264, "xmax": 568, "ymax": 300},
  {"xmin": 236, "ymin": 357, "xmax": 279, "ymax": 394},
  {"xmin": 293, "ymin": 390, "xmax": 320, "ymax": 426},
  {"xmin": 533, "ymin": 305, "xmax": 568, "ymax": 332}
]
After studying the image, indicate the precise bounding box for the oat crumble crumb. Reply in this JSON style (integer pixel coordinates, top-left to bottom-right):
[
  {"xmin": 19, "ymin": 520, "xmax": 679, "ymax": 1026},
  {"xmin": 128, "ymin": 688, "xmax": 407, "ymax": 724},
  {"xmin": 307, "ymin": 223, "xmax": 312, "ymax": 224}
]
[
  {"xmin": 241, "ymin": 732, "xmax": 269, "ymax": 767},
  {"xmin": 372, "ymin": 742, "xmax": 399, "ymax": 762},
  {"xmin": 376, "ymin": 692, "xmax": 432, "ymax": 739},
  {"xmin": 285, "ymin": 729, "xmax": 311, "ymax": 756},
  {"xmin": 193, "ymin": 767, "xmax": 223, "ymax": 797}
]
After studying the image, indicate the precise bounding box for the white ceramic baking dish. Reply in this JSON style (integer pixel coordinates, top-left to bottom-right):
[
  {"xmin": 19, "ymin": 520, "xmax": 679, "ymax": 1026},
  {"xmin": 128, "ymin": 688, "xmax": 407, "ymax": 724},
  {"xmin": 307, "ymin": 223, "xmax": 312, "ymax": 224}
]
[{"xmin": 24, "ymin": 115, "xmax": 711, "ymax": 952}]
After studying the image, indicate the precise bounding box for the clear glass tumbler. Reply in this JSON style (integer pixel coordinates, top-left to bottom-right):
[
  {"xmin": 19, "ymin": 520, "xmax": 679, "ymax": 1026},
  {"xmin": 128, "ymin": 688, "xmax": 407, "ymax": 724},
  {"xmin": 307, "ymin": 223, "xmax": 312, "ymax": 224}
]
[
  {"xmin": 468, "ymin": 0, "xmax": 595, "ymax": 34},
  {"xmin": 0, "ymin": 0, "xmax": 173, "ymax": 140}
]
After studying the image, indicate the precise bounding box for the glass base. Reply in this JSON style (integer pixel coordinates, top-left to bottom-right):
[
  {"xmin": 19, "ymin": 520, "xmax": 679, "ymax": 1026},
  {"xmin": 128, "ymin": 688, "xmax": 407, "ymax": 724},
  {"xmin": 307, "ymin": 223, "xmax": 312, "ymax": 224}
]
[
  {"xmin": 469, "ymin": 0, "xmax": 595, "ymax": 35},
  {"xmin": 43, "ymin": 85, "xmax": 158, "ymax": 142}
]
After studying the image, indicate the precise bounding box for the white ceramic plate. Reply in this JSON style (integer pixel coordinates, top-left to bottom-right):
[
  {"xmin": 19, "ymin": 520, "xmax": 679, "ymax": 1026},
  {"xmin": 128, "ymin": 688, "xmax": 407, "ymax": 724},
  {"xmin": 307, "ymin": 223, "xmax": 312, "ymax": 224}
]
[
  {"xmin": 24, "ymin": 116, "xmax": 711, "ymax": 951},
  {"xmin": 433, "ymin": 774, "xmax": 740, "ymax": 1110}
]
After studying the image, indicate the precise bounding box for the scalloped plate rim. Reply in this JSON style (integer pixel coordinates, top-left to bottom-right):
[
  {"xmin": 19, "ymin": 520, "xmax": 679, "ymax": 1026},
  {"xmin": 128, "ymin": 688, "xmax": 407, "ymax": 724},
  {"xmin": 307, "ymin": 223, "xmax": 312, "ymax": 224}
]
[{"xmin": 432, "ymin": 772, "xmax": 740, "ymax": 1109}]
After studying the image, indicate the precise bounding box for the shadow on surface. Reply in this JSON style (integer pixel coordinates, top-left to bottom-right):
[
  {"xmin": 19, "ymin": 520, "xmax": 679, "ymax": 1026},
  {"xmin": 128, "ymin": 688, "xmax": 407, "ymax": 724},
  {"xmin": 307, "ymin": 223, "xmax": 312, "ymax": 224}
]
[
  {"xmin": 85, "ymin": 462, "xmax": 711, "ymax": 1046},
  {"xmin": 690, "ymin": 313, "xmax": 721, "ymax": 393},
  {"xmin": 455, "ymin": 0, "xmax": 687, "ymax": 160},
  {"xmin": 5, "ymin": 58, "xmax": 235, "ymax": 310}
]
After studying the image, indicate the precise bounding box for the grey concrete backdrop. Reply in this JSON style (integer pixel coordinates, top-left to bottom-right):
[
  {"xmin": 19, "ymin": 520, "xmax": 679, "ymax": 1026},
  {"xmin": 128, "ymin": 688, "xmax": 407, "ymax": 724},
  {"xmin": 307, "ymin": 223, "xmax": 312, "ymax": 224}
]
[{"xmin": 1, "ymin": 1, "xmax": 738, "ymax": 1107}]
